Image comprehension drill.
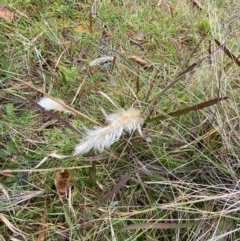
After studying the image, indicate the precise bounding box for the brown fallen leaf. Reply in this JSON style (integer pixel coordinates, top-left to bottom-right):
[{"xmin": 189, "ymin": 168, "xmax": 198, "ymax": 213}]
[
  {"xmin": 0, "ymin": 6, "xmax": 14, "ymax": 22},
  {"xmin": 129, "ymin": 55, "xmax": 149, "ymax": 66},
  {"xmin": 54, "ymin": 169, "xmax": 75, "ymax": 194},
  {"xmin": 127, "ymin": 30, "xmax": 144, "ymax": 41},
  {"xmin": 190, "ymin": 0, "xmax": 203, "ymax": 10}
]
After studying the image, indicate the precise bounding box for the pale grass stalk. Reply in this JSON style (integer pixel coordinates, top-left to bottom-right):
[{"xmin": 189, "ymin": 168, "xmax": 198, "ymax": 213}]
[{"xmin": 0, "ymin": 213, "xmax": 23, "ymax": 234}]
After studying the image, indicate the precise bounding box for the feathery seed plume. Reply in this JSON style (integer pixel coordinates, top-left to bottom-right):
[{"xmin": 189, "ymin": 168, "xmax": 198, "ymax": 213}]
[
  {"xmin": 74, "ymin": 107, "xmax": 143, "ymax": 155},
  {"xmin": 38, "ymin": 97, "xmax": 74, "ymax": 115}
]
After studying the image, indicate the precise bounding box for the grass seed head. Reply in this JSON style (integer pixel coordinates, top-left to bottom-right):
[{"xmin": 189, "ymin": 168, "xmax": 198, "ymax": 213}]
[{"xmin": 74, "ymin": 107, "xmax": 143, "ymax": 155}]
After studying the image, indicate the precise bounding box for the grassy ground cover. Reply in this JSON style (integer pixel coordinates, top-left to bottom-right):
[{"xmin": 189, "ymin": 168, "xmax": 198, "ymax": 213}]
[{"xmin": 1, "ymin": 0, "xmax": 240, "ymax": 240}]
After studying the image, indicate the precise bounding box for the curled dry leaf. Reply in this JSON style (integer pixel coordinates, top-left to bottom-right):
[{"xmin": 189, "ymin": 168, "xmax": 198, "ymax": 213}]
[
  {"xmin": 54, "ymin": 169, "xmax": 75, "ymax": 194},
  {"xmin": 0, "ymin": 6, "xmax": 14, "ymax": 22},
  {"xmin": 129, "ymin": 56, "xmax": 149, "ymax": 66},
  {"xmin": 127, "ymin": 30, "xmax": 144, "ymax": 41}
]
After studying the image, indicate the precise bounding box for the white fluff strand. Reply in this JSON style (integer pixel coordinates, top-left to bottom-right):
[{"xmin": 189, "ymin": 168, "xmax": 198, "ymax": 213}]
[
  {"xmin": 74, "ymin": 107, "xmax": 143, "ymax": 155},
  {"xmin": 38, "ymin": 97, "xmax": 74, "ymax": 115}
]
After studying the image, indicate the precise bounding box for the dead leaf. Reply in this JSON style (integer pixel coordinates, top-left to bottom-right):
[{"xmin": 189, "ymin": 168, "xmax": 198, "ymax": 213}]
[
  {"xmin": 37, "ymin": 213, "xmax": 46, "ymax": 241},
  {"xmin": 0, "ymin": 6, "xmax": 14, "ymax": 22},
  {"xmin": 129, "ymin": 55, "xmax": 149, "ymax": 66},
  {"xmin": 190, "ymin": 0, "xmax": 203, "ymax": 10},
  {"xmin": 127, "ymin": 30, "xmax": 144, "ymax": 41},
  {"xmin": 54, "ymin": 169, "xmax": 75, "ymax": 194}
]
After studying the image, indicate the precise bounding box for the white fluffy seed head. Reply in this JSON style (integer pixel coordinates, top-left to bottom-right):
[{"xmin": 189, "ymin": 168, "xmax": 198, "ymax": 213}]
[
  {"xmin": 38, "ymin": 97, "xmax": 74, "ymax": 115},
  {"xmin": 73, "ymin": 107, "xmax": 143, "ymax": 156}
]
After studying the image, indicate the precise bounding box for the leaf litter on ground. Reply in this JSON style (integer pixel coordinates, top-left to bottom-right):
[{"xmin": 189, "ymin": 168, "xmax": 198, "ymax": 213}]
[
  {"xmin": 129, "ymin": 55, "xmax": 149, "ymax": 66},
  {"xmin": 0, "ymin": 6, "xmax": 14, "ymax": 22},
  {"xmin": 54, "ymin": 169, "xmax": 75, "ymax": 194}
]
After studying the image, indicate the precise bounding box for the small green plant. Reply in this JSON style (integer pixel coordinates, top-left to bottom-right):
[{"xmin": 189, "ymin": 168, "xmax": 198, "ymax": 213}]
[{"xmin": 196, "ymin": 18, "xmax": 211, "ymax": 34}]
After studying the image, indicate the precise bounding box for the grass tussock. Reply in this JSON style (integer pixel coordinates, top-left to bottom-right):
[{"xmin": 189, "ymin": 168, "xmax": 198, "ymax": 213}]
[{"xmin": 1, "ymin": 0, "xmax": 240, "ymax": 240}]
